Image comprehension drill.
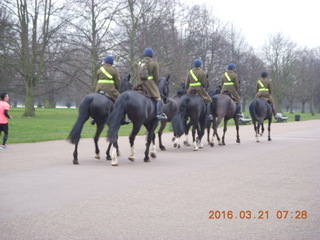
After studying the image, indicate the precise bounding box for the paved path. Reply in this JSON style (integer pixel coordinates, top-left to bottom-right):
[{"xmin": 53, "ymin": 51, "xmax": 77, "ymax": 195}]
[{"xmin": 0, "ymin": 120, "xmax": 319, "ymax": 240}]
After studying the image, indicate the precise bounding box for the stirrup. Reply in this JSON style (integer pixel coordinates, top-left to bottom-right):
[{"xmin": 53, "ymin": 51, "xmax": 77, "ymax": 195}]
[
  {"xmin": 207, "ymin": 114, "xmax": 213, "ymax": 121},
  {"xmin": 90, "ymin": 119, "xmax": 95, "ymax": 125},
  {"xmin": 156, "ymin": 113, "xmax": 167, "ymax": 121},
  {"xmin": 121, "ymin": 119, "xmax": 131, "ymax": 125}
]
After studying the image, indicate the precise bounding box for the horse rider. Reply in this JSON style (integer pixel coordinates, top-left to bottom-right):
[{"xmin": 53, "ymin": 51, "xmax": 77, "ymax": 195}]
[
  {"xmin": 137, "ymin": 48, "xmax": 167, "ymax": 121},
  {"xmin": 255, "ymin": 72, "xmax": 278, "ymax": 119},
  {"xmin": 92, "ymin": 55, "xmax": 130, "ymax": 125},
  {"xmin": 220, "ymin": 63, "xmax": 241, "ymax": 115},
  {"xmin": 186, "ymin": 59, "xmax": 213, "ymax": 120}
]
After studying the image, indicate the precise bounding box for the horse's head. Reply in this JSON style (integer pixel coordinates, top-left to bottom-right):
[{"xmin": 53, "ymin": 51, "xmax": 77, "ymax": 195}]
[
  {"xmin": 120, "ymin": 74, "xmax": 133, "ymax": 93},
  {"xmin": 177, "ymin": 82, "xmax": 187, "ymax": 97},
  {"xmin": 208, "ymin": 87, "xmax": 221, "ymax": 98},
  {"xmin": 158, "ymin": 75, "xmax": 170, "ymax": 103}
]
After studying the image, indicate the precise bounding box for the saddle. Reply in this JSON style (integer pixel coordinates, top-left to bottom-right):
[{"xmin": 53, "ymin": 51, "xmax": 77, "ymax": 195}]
[
  {"xmin": 97, "ymin": 90, "xmax": 115, "ymax": 103},
  {"xmin": 134, "ymin": 84, "xmax": 148, "ymax": 97},
  {"xmin": 190, "ymin": 89, "xmax": 198, "ymax": 95}
]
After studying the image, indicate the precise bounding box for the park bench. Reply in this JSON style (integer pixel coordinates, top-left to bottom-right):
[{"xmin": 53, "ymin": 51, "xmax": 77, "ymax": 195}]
[
  {"xmin": 276, "ymin": 113, "xmax": 288, "ymax": 123},
  {"xmin": 238, "ymin": 113, "xmax": 252, "ymax": 125}
]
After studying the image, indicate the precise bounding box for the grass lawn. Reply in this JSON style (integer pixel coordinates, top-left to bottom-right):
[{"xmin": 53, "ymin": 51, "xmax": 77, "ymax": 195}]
[
  {"xmin": 4, "ymin": 107, "xmax": 320, "ymax": 144},
  {"xmin": 6, "ymin": 107, "xmax": 172, "ymax": 144}
]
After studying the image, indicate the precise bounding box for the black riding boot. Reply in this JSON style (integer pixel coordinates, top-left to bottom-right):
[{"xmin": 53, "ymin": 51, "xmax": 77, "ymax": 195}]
[
  {"xmin": 271, "ymin": 105, "xmax": 278, "ymax": 119},
  {"xmin": 156, "ymin": 100, "xmax": 167, "ymax": 121},
  {"xmin": 206, "ymin": 102, "xmax": 213, "ymax": 121}
]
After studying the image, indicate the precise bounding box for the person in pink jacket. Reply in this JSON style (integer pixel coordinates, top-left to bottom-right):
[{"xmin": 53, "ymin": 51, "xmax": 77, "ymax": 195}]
[{"xmin": 0, "ymin": 93, "xmax": 12, "ymax": 149}]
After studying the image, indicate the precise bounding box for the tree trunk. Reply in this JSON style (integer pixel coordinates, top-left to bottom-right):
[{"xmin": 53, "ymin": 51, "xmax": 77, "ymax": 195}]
[{"xmin": 23, "ymin": 81, "xmax": 35, "ymax": 117}]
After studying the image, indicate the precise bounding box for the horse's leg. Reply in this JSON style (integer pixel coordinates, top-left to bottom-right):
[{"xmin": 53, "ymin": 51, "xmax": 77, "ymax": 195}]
[
  {"xmin": 73, "ymin": 142, "xmax": 79, "ymax": 165},
  {"xmin": 106, "ymin": 142, "xmax": 112, "ymax": 160},
  {"xmin": 234, "ymin": 116, "xmax": 240, "ymax": 143},
  {"xmin": 145, "ymin": 120, "xmax": 158, "ymax": 162},
  {"xmin": 260, "ymin": 121, "xmax": 264, "ymax": 136},
  {"xmin": 111, "ymin": 143, "xmax": 119, "ymax": 166},
  {"xmin": 268, "ymin": 118, "xmax": 272, "ymax": 141},
  {"xmin": 255, "ymin": 121, "xmax": 260, "ymax": 142},
  {"xmin": 192, "ymin": 125, "xmax": 198, "ymax": 151},
  {"xmin": 221, "ymin": 119, "xmax": 228, "ymax": 145},
  {"xmin": 183, "ymin": 121, "xmax": 191, "ymax": 146},
  {"xmin": 128, "ymin": 123, "xmax": 142, "ymax": 161},
  {"xmin": 215, "ymin": 117, "xmax": 223, "ymax": 145},
  {"xmin": 172, "ymin": 135, "xmax": 181, "ymax": 148},
  {"xmin": 106, "ymin": 141, "xmax": 119, "ymax": 161},
  {"xmin": 94, "ymin": 123, "xmax": 105, "ymax": 159},
  {"xmin": 158, "ymin": 121, "xmax": 167, "ymax": 150},
  {"xmin": 198, "ymin": 118, "xmax": 206, "ymax": 149}
]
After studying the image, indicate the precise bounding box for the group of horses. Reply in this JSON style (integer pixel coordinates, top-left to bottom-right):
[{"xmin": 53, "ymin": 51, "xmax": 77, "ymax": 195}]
[{"xmin": 68, "ymin": 75, "xmax": 273, "ymax": 166}]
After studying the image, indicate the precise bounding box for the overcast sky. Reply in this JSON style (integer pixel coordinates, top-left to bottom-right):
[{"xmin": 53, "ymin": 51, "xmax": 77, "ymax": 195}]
[{"xmin": 188, "ymin": 0, "xmax": 319, "ymax": 49}]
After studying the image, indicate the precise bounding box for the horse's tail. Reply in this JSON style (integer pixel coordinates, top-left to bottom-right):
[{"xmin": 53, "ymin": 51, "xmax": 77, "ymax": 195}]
[
  {"xmin": 172, "ymin": 95, "xmax": 189, "ymax": 137},
  {"xmin": 107, "ymin": 92, "xmax": 128, "ymax": 144},
  {"xmin": 211, "ymin": 96, "xmax": 218, "ymax": 115},
  {"xmin": 67, "ymin": 95, "xmax": 92, "ymax": 144},
  {"xmin": 249, "ymin": 99, "xmax": 259, "ymax": 122}
]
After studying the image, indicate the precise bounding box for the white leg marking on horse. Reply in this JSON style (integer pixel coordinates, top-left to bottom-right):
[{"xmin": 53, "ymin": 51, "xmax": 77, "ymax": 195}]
[
  {"xmin": 193, "ymin": 141, "xmax": 198, "ymax": 151},
  {"xmin": 129, "ymin": 146, "xmax": 135, "ymax": 161},
  {"xmin": 150, "ymin": 143, "xmax": 157, "ymax": 158},
  {"xmin": 111, "ymin": 146, "xmax": 118, "ymax": 166},
  {"xmin": 173, "ymin": 137, "xmax": 180, "ymax": 149}
]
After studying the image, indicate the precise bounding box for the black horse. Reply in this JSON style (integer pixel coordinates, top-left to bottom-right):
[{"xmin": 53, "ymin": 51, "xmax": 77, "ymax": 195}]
[
  {"xmin": 67, "ymin": 75, "xmax": 132, "ymax": 164},
  {"xmin": 107, "ymin": 77, "xmax": 169, "ymax": 166},
  {"xmin": 249, "ymin": 98, "xmax": 272, "ymax": 142},
  {"xmin": 171, "ymin": 93, "xmax": 206, "ymax": 151},
  {"xmin": 156, "ymin": 81, "xmax": 187, "ymax": 150},
  {"xmin": 207, "ymin": 90, "xmax": 240, "ymax": 147}
]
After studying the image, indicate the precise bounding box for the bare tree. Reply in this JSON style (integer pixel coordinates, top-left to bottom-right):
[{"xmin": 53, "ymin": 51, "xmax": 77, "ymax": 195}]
[
  {"xmin": 262, "ymin": 33, "xmax": 298, "ymax": 112},
  {"xmin": 2, "ymin": 0, "xmax": 67, "ymax": 116}
]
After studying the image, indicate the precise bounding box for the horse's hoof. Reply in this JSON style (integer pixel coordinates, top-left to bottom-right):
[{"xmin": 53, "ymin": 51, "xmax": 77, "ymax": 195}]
[
  {"xmin": 209, "ymin": 142, "xmax": 214, "ymax": 147},
  {"xmin": 111, "ymin": 163, "xmax": 119, "ymax": 166},
  {"xmin": 150, "ymin": 152, "xmax": 156, "ymax": 158},
  {"xmin": 193, "ymin": 147, "xmax": 198, "ymax": 151},
  {"xmin": 144, "ymin": 158, "xmax": 150, "ymax": 162},
  {"xmin": 268, "ymin": 138, "xmax": 272, "ymax": 141},
  {"xmin": 95, "ymin": 155, "xmax": 100, "ymax": 159},
  {"xmin": 117, "ymin": 151, "xmax": 120, "ymax": 156},
  {"xmin": 183, "ymin": 141, "xmax": 190, "ymax": 146},
  {"xmin": 178, "ymin": 144, "xmax": 181, "ymax": 148},
  {"xmin": 256, "ymin": 140, "xmax": 260, "ymax": 143},
  {"xmin": 236, "ymin": 139, "xmax": 240, "ymax": 143},
  {"xmin": 73, "ymin": 160, "xmax": 79, "ymax": 165},
  {"xmin": 106, "ymin": 156, "xmax": 111, "ymax": 161},
  {"xmin": 128, "ymin": 157, "xmax": 135, "ymax": 162},
  {"xmin": 160, "ymin": 146, "xmax": 166, "ymax": 151},
  {"xmin": 173, "ymin": 143, "xmax": 178, "ymax": 149}
]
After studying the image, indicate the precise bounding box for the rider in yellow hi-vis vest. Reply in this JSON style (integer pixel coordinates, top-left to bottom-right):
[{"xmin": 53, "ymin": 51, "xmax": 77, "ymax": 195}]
[
  {"xmin": 95, "ymin": 56, "xmax": 121, "ymax": 101},
  {"xmin": 186, "ymin": 59, "xmax": 213, "ymax": 120},
  {"xmin": 255, "ymin": 72, "xmax": 278, "ymax": 119},
  {"xmin": 92, "ymin": 56, "xmax": 130, "ymax": 125},
  {"xmin": 220, "ymin": 63, "xmax": 241, "ymax": 115},
  {"xmin": 137, "ymin": 48, "xmax": 167, "ymax": 121}
]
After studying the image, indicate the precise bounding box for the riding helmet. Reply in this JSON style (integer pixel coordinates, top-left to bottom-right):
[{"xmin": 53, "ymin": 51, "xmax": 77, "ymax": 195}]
[
  {"xmin": 143, "ymin": 48, "xmax": 154, "ymax": 57},
  {"xmin": 104, "ymin": 56, "xmax": 114, "ymax": 65}
]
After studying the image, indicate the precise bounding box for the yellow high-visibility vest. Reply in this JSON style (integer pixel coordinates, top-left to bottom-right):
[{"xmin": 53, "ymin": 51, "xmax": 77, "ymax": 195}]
[
  {"xmin": 223, "ymin": 72, "xmax": 234, "ymax": 85},
  {"xmin": 258, "ymin": 80, "xmax": 269, "ymax": 91},
  {"xmin": 189, "ymin": 70, "xmax": 201, "ymax": 86},
  {"xmin": 98, "ymin": 66, "xmax": 114, "ymax": 84}
]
